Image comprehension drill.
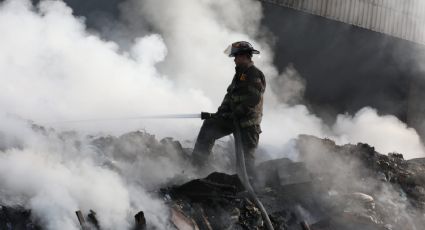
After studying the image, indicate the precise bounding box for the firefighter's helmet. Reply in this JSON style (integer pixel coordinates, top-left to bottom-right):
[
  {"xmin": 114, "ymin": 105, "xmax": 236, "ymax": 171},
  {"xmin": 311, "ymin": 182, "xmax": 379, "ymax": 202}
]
[{"xmin": 224, "ymin": 41, "xmax": 260, "ymax": 57}]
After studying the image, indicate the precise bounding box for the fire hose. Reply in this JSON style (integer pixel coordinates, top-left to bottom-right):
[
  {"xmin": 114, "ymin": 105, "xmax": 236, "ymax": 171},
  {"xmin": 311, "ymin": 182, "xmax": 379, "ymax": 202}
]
[
  {"xmin": 231, "ymin": 117, "xmax": 274, "ymax": 230},
  {"xmin": 202, "ymin": 111, "xmax": 274, "ymax": 230}
]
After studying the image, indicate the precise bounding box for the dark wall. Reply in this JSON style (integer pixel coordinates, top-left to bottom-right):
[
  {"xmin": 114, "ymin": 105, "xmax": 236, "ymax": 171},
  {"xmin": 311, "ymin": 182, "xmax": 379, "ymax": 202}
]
[
  {"xmin": 33, "ymin": 0, "xmax": 124, "ymax": 28},
  {"xmin": 261, "ymin": 3, "xmax": 425, "ymax": 124}
]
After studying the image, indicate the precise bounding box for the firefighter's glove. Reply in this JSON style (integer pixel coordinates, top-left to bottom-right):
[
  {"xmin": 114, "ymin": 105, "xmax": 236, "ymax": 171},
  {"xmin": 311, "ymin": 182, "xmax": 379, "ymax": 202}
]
[{"xmin": 201, "ymin": 112, "xmax": 216, "ymax": 120}]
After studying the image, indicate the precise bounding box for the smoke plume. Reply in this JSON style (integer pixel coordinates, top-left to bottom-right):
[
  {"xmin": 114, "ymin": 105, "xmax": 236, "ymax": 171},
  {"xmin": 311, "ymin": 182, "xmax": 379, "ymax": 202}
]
[{"xmin": 0, "ymin": 0, "xmax": 424, "ymax": 229}]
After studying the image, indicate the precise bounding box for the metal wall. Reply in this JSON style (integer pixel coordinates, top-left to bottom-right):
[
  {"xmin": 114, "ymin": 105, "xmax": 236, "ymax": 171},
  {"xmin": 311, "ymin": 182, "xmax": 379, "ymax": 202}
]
[{"xmin": 260, "ymin": 0, "xmax": 425, "ymax": 44}]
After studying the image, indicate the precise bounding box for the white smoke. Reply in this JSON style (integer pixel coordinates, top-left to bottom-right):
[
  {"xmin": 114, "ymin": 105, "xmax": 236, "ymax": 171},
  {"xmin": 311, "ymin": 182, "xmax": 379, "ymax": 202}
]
[
  {"xmin": 332, "ymin": 107, "xmax": 425, "ymax": 158},
  {"xmin": 0, "ymin": 114, "xmax": 171, "ymax": 229},
  {"xmin": 0, "ymin": 0, "xmax": 424, "ymax": 229},
  {"xmin": 123, "ymin": 0, "xmax": 275, "ymax": 105},
  {"xmin": 0, "ymin": 0, "xmax": 212, "ymax": 138}
]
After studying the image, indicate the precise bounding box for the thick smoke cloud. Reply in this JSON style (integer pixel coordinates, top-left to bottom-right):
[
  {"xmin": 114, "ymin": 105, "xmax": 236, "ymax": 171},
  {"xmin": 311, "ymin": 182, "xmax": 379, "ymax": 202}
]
[
  {"xmin": 0, "ymin": 0, "xmax": 213, "ymax": 138},
  {"xmin": 261, "ymin": 106, "xmax": 425, "ymax": 160},
  {"xmin": 332, "ymin": 107, "xmax": 425, "ymax": 157},
  {"xmin": 0, "ymin": 0, "xmax": 425, "ymax": 229},
  {"xmin": 297, "ymin": 136, "xmax": 424, "ymax": 229},
  {"xmin": 0, "ymin": 113, "xmax": 174, "ymax": 229},
  {"xmin": 122, "ymin": 0, "xmax": 274, "ymax": 104}
]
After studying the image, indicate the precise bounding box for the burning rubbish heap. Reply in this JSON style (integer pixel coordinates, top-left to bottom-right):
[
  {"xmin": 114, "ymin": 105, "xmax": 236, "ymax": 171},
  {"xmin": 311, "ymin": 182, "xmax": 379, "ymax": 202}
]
[
  {"xmin": 160, "ymin": 135, "xmax": 425, "ymax": 230},
  {"xmin": 0, "ymin": 206, "xmax": 40, "ymax": 230},
  {"xmin": 1, "ymin": 129, "xmax": 424, "ymax": 230}
]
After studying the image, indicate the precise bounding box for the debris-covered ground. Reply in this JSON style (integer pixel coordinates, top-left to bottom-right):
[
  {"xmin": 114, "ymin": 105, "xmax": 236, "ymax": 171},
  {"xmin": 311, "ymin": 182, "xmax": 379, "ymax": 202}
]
[
  {"xmin": 1, "ymin": 130, "xmax": 424, "ymax": 229},
  {"xmin": 160, "ymin": 135, "xmax": 425, "ymax": 230},
  {"xmin": 0, "ymin": 206, "xmax": 41, "ymax": 230}
]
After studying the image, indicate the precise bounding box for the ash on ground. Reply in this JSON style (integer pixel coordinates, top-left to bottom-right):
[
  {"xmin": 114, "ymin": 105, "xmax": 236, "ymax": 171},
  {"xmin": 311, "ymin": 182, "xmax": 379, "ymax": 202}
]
[{"xmin": 1, "ymin": 130, "xmax": 424, "ymax": 230}]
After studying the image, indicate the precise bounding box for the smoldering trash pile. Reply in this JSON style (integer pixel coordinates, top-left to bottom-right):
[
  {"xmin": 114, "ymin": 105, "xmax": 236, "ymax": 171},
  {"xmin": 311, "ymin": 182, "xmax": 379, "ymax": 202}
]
[{"xmin": 1, "ymin": 125, "xmax": 424, "ymax": 230}]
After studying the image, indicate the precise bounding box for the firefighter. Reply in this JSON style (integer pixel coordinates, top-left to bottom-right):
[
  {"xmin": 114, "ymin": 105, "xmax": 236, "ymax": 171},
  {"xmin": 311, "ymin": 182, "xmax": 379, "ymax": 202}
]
[{"xmin": 192, "ymin": 41, "xmax": 266, "ymax": 177}]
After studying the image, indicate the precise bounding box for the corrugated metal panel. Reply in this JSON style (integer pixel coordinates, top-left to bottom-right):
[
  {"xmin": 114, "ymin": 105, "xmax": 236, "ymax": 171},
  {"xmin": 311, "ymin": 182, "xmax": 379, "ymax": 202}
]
[{"xmin": 259, "ymin": 0, "xmax": 425, "ymax": 45}]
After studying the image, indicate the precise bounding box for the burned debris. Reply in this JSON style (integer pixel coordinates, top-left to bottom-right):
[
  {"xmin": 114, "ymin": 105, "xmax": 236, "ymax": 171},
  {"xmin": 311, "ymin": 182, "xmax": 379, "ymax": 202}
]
[
  {"xmin": 1, "ymin": 131, "xmax": 424, "ymax": 229},
  {"xmin": 162, "ymin": 172, "xmax": 265, "ymax": 230},
  {"xmin": 134, "ymin": 211, "xmax": 147, "ymax": 230},
  {"xmin": 0, "ymin": 205, "xmax": 40, "ymax": 230},
  {"xmin": 296, "ymin": 135, "xmax": 425, "ymax": 230},
  {"xmin": 75, "ymin": 210, "xmax": 100, "ymax": 230},
  {"xmin": 158, "ymin": 135, "xmax": 425, "ymax": 230}
]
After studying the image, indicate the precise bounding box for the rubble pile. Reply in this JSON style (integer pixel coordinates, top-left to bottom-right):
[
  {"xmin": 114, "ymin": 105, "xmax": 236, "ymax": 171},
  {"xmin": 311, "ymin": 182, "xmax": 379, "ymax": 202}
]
[
  {"xmin": 91, "ymin": 131, "xmax": 191, "ymax": 163},
  {"xmin": 160, "ymin": 135, "xmax": 425, "ymax": 230},
  {"xmin": 295, "ymin": 135, "xmax": 425, "ymax": 230},
  {"xmin": 0, "ymin": 206, "xmax": 40, "ymax": 230},
  {"xmin": 1, "ymin": 130, "xmax": 424, "ymax": 229},
  {"xmin": 161, "ymin": 172, "xmax": 266, "ymax": 230}
]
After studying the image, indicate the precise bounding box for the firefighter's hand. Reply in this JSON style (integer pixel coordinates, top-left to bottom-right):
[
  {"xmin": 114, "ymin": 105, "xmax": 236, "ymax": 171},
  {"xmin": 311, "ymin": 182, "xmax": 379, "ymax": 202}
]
[
  {"xmin": 201, "ymin": 112, "xmax": 234, "ymax": 120},
  {"xmin": 201, "ymin": 112, "xmax": 216, "ymax": 120}
]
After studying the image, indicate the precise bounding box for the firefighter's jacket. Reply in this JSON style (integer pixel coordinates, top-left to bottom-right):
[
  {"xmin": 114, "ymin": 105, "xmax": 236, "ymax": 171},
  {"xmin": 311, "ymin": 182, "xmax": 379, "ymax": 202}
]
[{"xmin": 217, "ymin": 64, "xmax": 266, "ymax": 128}]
